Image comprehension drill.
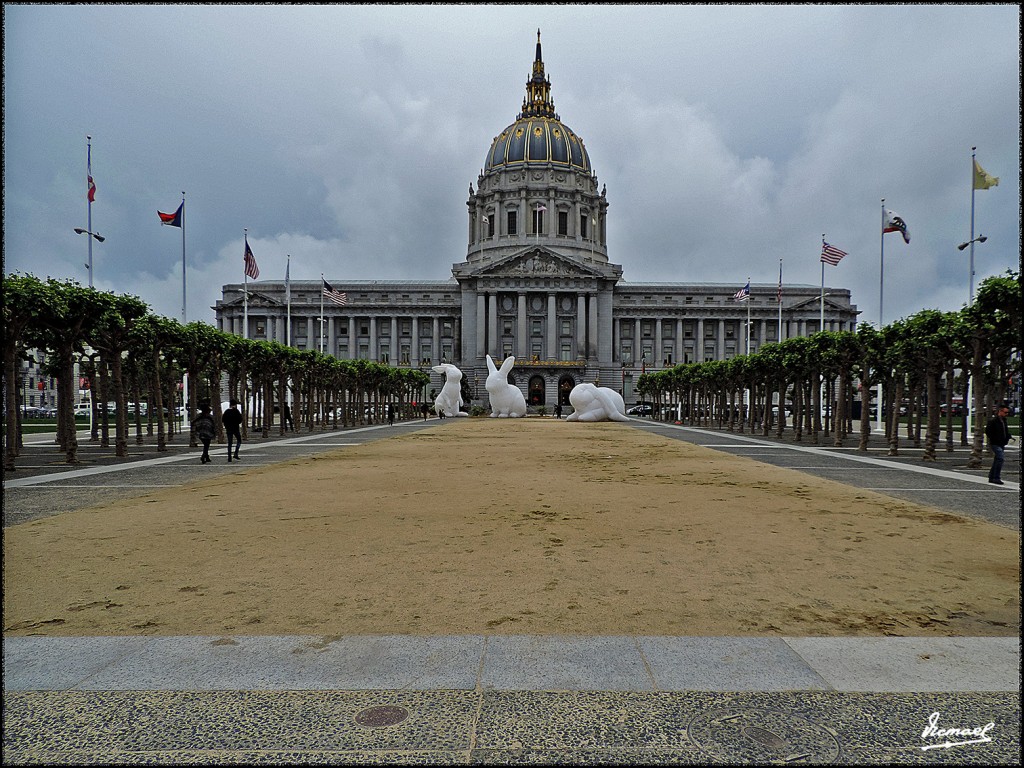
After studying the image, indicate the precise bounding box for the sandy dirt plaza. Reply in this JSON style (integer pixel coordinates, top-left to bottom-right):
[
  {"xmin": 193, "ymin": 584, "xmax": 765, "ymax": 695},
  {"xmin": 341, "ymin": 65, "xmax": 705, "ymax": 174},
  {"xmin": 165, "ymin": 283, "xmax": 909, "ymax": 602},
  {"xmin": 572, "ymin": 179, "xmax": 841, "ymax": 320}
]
[{"xmin": 4, "ymin": 418, "xmax": 1019, "ymax": 639}]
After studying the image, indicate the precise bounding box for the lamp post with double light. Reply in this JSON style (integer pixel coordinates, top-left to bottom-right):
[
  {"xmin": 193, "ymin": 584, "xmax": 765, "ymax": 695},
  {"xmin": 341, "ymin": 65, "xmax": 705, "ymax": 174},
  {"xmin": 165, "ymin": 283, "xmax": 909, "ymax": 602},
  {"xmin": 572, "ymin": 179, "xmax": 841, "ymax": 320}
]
[
  {"xmin": 957, "ymin": 234, "xmax": 987, "ymax": 439},
  {"xmin": 957, "ymin": 234, "xmax": 987, "ymax": 306}
]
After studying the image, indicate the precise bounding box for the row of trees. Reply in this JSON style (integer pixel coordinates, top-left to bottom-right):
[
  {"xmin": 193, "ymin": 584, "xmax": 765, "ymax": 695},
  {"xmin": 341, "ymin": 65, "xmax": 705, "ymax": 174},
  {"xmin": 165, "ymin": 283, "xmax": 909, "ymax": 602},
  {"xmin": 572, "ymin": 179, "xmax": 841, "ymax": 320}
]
[
  {"xmin": 636, "ymin": 271, "xmax": 1020, "ymax": 468},
  {"xmin": 3, "ymin": 274, "xmax": 432, "ymax": 471}
]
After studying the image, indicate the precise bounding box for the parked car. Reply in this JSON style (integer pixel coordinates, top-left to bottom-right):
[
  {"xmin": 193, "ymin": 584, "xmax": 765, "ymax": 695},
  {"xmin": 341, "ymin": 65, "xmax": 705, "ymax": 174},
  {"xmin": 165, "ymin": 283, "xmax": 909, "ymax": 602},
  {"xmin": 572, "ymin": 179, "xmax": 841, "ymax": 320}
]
[
  {"xmin": 626, "ymin": 403, "xmax": 654, "ymax": 416},
  {"xmin": 21, "ymin": 406, "xmax": 47, "ymax": 418}
]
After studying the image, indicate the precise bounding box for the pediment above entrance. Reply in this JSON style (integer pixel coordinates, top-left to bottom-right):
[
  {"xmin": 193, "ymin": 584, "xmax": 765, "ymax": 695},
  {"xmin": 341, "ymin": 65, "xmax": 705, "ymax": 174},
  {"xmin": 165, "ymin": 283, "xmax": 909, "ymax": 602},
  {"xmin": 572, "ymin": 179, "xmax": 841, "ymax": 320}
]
[
  {"xmin": 458, "ymin": 247, "xmax": 612, "ymax": 280},
  {"xmin": 222, "ymin": 290, "xmax": 282, "ymax": 309}
]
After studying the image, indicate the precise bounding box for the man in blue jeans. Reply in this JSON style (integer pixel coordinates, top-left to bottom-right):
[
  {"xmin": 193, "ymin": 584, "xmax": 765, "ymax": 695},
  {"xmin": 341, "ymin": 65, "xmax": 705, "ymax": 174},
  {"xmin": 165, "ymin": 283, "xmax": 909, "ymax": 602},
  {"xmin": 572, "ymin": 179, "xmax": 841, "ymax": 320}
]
[{"xmin": 984, "ymin": 404, "xmax": 1011, "ymax": 485}]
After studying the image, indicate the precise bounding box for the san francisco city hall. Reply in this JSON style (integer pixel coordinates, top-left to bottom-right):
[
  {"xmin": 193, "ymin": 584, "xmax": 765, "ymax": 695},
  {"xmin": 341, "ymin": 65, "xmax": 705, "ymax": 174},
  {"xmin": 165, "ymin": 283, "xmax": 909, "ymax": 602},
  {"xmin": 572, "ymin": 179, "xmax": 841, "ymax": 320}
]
[{"xmin": 216, "ymin": 33, "xmax": 858, "ymax": 409}]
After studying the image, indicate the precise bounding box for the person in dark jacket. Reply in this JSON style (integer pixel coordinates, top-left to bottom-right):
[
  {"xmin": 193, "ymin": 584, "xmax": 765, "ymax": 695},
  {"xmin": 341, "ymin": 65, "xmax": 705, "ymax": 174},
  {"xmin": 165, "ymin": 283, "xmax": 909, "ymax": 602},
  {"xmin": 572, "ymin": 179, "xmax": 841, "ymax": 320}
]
[
  {"xmin": 222, "ymin": 399, "xmax": 243, "ymax": 462},
  {"xmin": 984, "ymin": 404, "xmax": 1011, "ymax": 485},
  {"xmin": 192, "ymin": 404, "xmax": 216, "ymax": 464}
]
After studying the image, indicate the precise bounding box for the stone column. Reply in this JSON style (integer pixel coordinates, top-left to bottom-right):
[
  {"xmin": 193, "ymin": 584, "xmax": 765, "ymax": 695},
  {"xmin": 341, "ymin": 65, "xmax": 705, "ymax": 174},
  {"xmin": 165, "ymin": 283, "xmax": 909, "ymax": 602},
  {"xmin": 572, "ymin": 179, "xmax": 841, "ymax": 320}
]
[
  {"xmin": 411, "ymin": 316, "xmax": 419, "ymax": 366},
  {"xmin": 655, "ymin": 318, "xmax": 663, "ymax": 365},
  {"xmin": 547, "ymin": 293, "xmax": 556, "ymax": 360},
  {"xmin": 598, "ymin": 288, "xmax": 613, "ymax": 366},
  {"xmin": 588, "ymin": 293, "xmax": 599, "ymax": 362},
  {"xmin": 488, "ymin": 292, "xmax": 498, "ymax": 357},
  {"xmin": 612, "ymin": 317, "xmax": 620, "ymax": 363},
  {"xmin": 717, "ymin": 319, "xmax": 725, "ymax": 359},
  {"xmin": 576, "ymin": 293, "xmax": 587, "ymax": 359},
  {"xmin": 696, "ymin": 318, "xmax": 705, "ymax": 362},
  {"xmin": 517, "ymin": 292, "xmax": 527, "ymax": 359},
  {"xmin": 432, "ymin": 316, "xmax": 440, "ymax": 364},
  {"xmin": 391, "ymin": 317, "xmax": 398, "ymax": 364},
  {"xmin": 676, "ymin": 319, "xmax": 684, "ymax": 365},
  {"xmin": 369, "ymin": 316, "xmax": 377, "ymax": 361},
  {"xmin": 474, "ymin": 291, "xmax": 485, "ymax": 360}
]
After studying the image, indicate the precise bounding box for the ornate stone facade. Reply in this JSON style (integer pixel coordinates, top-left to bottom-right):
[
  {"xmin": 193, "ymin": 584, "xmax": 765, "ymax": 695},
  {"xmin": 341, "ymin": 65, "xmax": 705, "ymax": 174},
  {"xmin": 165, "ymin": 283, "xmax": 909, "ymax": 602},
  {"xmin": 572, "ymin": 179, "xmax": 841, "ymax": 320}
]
[{"xmin": 216, "ymin": 32, "xmax": 858, "ymax": 408}]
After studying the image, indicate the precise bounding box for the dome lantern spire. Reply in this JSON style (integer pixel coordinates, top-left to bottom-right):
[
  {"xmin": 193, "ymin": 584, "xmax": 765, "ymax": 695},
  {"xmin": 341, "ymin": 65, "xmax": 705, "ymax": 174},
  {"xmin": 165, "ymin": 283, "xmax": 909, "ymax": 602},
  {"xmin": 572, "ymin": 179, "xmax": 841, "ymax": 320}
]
[{"xmin": 519, "ymin": 28, "xmax": 558, "ymax": 119}]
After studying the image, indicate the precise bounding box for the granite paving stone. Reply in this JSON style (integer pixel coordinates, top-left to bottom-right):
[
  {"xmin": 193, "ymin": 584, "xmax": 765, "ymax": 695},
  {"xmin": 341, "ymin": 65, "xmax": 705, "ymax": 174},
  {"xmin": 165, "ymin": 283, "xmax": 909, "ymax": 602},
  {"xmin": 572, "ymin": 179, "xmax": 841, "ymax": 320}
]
[{"xmin": 639, "ymin": 636, "xmax": 832, "ymax": 691}]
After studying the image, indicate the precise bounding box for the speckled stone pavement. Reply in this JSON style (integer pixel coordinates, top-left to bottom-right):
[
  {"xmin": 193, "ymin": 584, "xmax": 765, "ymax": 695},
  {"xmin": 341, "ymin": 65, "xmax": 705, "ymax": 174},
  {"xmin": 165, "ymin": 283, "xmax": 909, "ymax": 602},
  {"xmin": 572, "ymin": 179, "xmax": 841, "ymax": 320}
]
[{"xmin": 4, "ymin": 419, "xmax": 1020, "ymax": 764}]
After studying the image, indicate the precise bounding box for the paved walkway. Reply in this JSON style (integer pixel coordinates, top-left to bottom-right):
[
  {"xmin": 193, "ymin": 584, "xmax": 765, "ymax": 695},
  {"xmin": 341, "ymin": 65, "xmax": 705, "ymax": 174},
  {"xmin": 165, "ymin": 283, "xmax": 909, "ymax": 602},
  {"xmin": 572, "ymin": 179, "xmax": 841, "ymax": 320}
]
[{"xmin": 3, "ymin": 417, "xmax": 1020, "ymax": 764}]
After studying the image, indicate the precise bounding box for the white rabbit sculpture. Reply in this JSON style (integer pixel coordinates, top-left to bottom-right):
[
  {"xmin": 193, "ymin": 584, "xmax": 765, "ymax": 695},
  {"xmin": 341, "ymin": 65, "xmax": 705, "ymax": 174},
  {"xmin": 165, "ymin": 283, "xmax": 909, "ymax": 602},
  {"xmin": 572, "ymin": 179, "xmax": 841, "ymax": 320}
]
[
  {"xmin": 565, "ymin": 382, "xmax": 630, "ymax": 422},
  {"xmin": 485, "ymin": 354, "xmax": 527, "ymax": 418},
  {"xmin": 432, "ymin": 363, "xmax": 468, "ymax": 417}
]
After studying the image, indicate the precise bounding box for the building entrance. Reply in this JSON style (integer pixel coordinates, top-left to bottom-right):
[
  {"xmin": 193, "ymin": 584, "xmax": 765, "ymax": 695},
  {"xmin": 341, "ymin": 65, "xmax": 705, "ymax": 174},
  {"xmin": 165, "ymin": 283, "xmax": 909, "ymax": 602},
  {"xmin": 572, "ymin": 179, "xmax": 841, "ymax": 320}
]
[
  {"xmin": 528, "ymin": 376, "xmax": 545, "ymax": 406},
  {"xmin": 558, "ymin": 375, "xmax": 575, "ymax": 406}
]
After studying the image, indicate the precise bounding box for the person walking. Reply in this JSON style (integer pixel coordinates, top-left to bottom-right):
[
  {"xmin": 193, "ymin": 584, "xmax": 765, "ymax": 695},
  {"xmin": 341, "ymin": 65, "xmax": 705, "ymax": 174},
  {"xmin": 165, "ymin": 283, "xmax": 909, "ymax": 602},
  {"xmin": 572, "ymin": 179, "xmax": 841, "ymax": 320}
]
[
  {"xmin": 387, "ymin": 403, "xmax": 395, "ymax": 426},
  {"xmin": 223, "ymin": 398, "xmax": 243, "ymax": 462},
  {"xmin": 555, "ymin": 402, "xmax": 562, "ymax": 419},
  {"xmin": 420, "ymin": 402, "xmax": 429, "ymax": 421},
  {"xmin": 192, "ymin": 404, "xmax": 216, "ymax": 464},
  {"xmin": 985, "ymin": 404, "xmax": 1012, "ymax": 485},
  {"xmin": 283, "ymin": 403, "xmax": 295, "ymax": 432}
]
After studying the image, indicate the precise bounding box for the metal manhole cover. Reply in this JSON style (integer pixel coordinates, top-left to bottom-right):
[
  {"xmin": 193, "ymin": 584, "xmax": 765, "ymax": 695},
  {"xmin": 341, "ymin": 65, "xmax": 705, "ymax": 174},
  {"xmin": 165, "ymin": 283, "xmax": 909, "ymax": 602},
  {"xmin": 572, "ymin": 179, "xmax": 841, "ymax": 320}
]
[
  {"xmin": 354, "ymin": 705, "xmax": 409, "ymax": 728},
  {"xmin": 687, "ymin": 707, "xmax": 841, "ymax": 763}
]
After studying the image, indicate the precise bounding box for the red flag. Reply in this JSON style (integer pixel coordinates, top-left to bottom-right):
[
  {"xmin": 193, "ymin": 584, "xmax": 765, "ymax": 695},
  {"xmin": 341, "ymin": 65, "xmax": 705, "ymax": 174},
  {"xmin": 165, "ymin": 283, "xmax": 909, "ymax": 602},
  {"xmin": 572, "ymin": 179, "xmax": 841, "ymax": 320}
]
[
  {"xmin": 158, "ymin": 203, "xmax": 183, "ymax": 227},
  {"xmin": 87, "ymin": 142, "xmax": 96, "ymax": 201}
]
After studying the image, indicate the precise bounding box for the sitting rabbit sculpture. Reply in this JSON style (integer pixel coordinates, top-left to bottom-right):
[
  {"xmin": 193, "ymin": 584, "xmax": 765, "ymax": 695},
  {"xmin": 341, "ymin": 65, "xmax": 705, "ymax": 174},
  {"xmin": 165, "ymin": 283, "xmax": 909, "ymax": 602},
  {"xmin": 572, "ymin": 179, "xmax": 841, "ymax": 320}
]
[
  {"xmin": 566, "ymin": 382, "xmax": 630, "ymax": 422},
  {"xmin": 432, "ymin": 363, "xmax": 468, "ymax": 417},
  {"xmin": 485, "ymin": 354, "xmax": 527, "ymax": 418}
]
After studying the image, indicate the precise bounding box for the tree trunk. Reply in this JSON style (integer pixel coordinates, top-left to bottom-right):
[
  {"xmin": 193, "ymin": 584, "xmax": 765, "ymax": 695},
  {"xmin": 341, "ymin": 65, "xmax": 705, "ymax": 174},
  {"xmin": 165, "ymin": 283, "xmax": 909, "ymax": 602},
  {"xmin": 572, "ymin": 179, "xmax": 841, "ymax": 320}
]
[
  {"xmin": 98, "ymin": 360, "xmax": 111, "ymax": 448},
  {"xmin": 59, "ymin": 346, "xmax": 79, "ymax": 464},
  {"xmin": 888, "ymin": 377, "xmax": 903, "ymax": 456},
  {"xmin": 967, "ymin": 341, "xmax": 986, "ymax": 469},
  {"xmin": 833, "ymin": 372, "xmax": 847, "ymax": 448},
  {"xmin": 108, "ymin": 350, "xmax": 129, "ymax": 458},
  {"xmin": 153, "ymin": 349, "xmax": 167, "ymax": 452},
  {"xmin": 4, "ymin": 344, "xmax": 19, "ymax": 470},
  {"xmin": 923, "ymin": 371, "xmax": 940, "ymax": 462}
]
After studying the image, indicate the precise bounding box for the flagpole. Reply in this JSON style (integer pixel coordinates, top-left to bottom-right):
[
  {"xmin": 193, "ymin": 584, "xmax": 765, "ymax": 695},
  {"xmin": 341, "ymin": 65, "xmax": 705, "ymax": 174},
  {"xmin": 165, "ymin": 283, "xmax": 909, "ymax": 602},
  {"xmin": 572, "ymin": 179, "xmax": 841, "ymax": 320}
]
[
  {"xmin": 966, "ymin": 147, "xmax": 978, "ymax": 439},
  {"xmin": 243, "ymin": 229, "xmax": 249, "ymax": 340},
  {"xmin": 746, "ymin": 277, "xmax": 751, "ymax": 355},
  {"xmin": 820, "ymin": 235, "xmax": 826, "ymax": 333},
  {"xmin": 876, "ymin": 200, "xmax": 885, "ymax": 434},
  {"xmin": 969, "ymin": 147, "xmax": 978, "ymax": 305},
  {"xmin": 777, "ymin": 258, "xmax": 783, "ymax": 342},
  {"xmin": 285, "ymin": 255, "xmax": 292, "ymax": 348},
  {"xmin": 180, "ymin": 192, "xmax": 187, "ymax": 322},
  {"xmin": 319, "ymin": 272, "xmax": 325, "ymax": 354},
  {"xmin": 86, "ymin": 136, "xmax": 93, "ymax": 288}
]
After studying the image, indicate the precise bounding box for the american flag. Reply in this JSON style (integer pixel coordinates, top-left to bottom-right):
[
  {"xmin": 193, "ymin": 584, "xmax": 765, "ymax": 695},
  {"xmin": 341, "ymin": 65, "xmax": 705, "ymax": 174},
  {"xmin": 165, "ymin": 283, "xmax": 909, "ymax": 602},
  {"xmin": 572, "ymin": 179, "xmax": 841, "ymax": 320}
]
[
  {"xmin": 820, "ymin": 241, "xmax": 848, "ymax": 266},
  {"xmin": 243, "ymin": 239, "xmax": 260, "ymax": 279},
  {"xmin": 777, "ymin": 259, "xmax": 783, "ymax": 303},
  {"xmin": 733, "ymin": 281, "xmax": 750, "ymax": 301},
  {"xmin": 323, "ymin": 280, "xmax": 347, "ymax": 306}
]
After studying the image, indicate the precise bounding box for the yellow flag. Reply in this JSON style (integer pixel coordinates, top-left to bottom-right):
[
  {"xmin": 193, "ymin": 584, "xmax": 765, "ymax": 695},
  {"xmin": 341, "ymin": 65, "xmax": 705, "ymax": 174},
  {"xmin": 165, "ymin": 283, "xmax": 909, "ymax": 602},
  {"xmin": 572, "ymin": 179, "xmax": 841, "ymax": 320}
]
[{"xmin": 973, "ymin": 159, "xmax": 999, "ymax": 190}]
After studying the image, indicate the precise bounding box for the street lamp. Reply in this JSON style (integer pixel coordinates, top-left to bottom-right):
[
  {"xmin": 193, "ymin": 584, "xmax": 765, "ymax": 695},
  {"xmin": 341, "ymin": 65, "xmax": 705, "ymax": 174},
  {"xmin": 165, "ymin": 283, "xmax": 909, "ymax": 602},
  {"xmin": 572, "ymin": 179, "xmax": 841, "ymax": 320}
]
[
  {"xmin": 74, "ymin": 228, "xmax": 104, "ymax": 288},
  {"xmin": 958, "ymin": 233, "xmax": 988, "ymax": 439},
  {"xmin": 957, "ymin": 234, "xmax": 987, "ymax": 306},
  {"xmin": 957, "ymin": 234, "xmax": 986, "ymax": 251},
  {"xmin": 74, "ymin": 227, "xmax": 105, "ymax": 242}
]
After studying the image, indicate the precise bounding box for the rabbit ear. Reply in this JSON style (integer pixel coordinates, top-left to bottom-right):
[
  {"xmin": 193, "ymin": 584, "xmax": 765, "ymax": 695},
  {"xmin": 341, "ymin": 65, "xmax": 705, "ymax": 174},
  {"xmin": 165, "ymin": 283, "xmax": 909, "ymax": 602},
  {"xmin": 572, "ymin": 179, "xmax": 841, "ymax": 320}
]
[
  {"xmin": 432, "ymin": 365, "xmax": 445, "ymax": 374},
  {"xmin": 486, "ymin": 355, "xmax": 496, "ymax": 374},
  {"xmin": 499, "ymin": 356, "xmax": 515, "ymax": 375}
]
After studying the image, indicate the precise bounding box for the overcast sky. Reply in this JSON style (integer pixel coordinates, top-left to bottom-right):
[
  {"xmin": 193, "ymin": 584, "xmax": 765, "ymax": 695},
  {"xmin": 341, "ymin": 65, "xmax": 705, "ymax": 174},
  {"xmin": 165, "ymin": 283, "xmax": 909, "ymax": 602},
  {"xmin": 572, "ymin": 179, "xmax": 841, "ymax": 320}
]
[{"xmin": 4, "ymin": 4, "xmax": 1019, "ymax": 329}]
